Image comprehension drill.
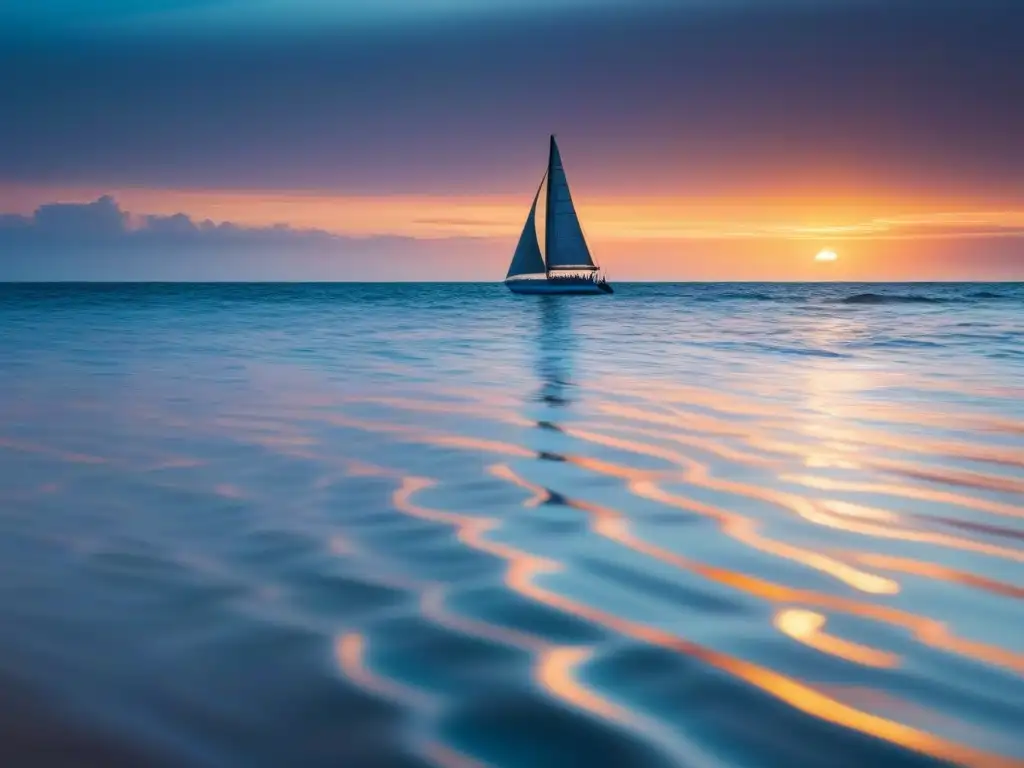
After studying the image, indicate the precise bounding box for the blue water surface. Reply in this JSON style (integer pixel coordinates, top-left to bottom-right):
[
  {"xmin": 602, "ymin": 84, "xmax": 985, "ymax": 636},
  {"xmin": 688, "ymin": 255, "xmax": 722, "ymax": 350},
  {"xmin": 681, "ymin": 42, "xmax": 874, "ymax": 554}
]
[{"xmin": 0, "ymin": 282, "xmax": 1022, "ymax": 767}]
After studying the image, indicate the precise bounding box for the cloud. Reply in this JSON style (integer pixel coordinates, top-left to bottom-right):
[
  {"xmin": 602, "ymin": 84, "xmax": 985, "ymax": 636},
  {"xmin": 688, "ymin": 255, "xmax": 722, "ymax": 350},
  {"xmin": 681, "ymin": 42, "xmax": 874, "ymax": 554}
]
[
  {"xmin": 1, "ymin": 195, "xmax": 340, "ymax": 245},
  {"xmin": 27, "ymin": 195, "xmax": 127, "ymax": 236},
  {"xmin": 0, "ymin": 196, "xmax": 501, "ymax": 280}
]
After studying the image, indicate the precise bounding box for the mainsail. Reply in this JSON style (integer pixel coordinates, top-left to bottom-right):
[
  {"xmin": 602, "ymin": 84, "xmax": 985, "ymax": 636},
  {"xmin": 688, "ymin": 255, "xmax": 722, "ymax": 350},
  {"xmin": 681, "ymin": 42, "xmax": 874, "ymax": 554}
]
[
  {"xmin": 505, "ymin": 174, "xmax": 547, "ymax": 278},
  {"xmin": 544, "ymin": 136, "xmax": 597, "ymax": 271}
]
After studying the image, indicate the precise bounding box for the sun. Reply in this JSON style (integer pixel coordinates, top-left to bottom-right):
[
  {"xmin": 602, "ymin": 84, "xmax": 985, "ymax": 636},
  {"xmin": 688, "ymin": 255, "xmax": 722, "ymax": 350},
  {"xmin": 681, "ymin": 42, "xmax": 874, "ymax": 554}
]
[{"xmin": 815, "ymin": 249, "xmax": 838, "ymax": 262}]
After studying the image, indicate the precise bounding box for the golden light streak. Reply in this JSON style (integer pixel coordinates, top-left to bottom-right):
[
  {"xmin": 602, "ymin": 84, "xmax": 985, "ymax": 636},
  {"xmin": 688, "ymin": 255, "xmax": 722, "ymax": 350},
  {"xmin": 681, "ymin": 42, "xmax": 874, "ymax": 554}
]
[
  {"xmin": 536, "ymin": 647, "xmax": 624, "ymax": 721},
  {"xmin": 853, "ymin": 554, "xmax": 1024, "ymax": 600},
  {"xmin": 782, "ymin": 474, "xmax": 1024, "ymax": 521},
  {"xmin": 488, "ymin": 463, "xmax": 967, "ymax": 676},
  {"xmin": 775, "ymin": 609, "xmax": 899, "ymax": 668},
  {"xmin": 391, "ymin": 476, "xmax": 1020, "ymax": 768},
  {"xmin": 629, "ymin": 480, "xmax": 899, "ymax": 596},
  {"xmin": 532, "ymin": 428, "xmax": 1024, "ymax": 675},
  {"xmin": 314, "ymin": 417, "xmax": 1024, "ymax": 679},
  {"xmin": 562, "ymin": 426, "xmax": 897, "ymax": 594},
  {"xmin": 387, "ymin": 474, "xmax": 704, "ymax": 765},
  {"xmin": 817, "ymin": 500, "xmax": 1024, "ymax": 563},
  {"xmin": 334, "ymin": 633, "xmax": 433, "ymax": 709}
]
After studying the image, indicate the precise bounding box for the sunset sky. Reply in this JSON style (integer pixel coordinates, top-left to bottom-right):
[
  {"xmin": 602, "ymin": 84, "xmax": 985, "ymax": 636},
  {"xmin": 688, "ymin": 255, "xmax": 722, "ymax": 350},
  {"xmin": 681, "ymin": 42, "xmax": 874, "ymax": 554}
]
[{"xmin": 2, "ymin": 0, "xmax": 1022, "ymax": 280}]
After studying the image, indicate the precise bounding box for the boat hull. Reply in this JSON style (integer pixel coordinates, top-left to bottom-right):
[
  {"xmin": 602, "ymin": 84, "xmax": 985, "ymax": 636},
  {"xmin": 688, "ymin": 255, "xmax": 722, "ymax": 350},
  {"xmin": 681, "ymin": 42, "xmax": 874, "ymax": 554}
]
[{"xmin": 505, "ymin": 278, "xmax": 612, "ymax": 295}]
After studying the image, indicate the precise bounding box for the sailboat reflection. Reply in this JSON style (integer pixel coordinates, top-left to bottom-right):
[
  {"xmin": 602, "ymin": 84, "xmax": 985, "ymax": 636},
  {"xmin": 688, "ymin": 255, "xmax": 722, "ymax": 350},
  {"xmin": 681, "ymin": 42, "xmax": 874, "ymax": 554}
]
[{"xmin": 533, "ymin": 297, "xmax": 576, "ymax": 420}]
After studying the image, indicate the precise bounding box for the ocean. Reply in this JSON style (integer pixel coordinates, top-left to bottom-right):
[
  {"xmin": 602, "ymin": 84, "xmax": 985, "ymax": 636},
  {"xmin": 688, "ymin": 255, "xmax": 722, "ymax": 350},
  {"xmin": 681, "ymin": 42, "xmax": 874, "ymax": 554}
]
[{"xmin": 0, "ymin": 282, "xmax": 1021, "ymax": 767}]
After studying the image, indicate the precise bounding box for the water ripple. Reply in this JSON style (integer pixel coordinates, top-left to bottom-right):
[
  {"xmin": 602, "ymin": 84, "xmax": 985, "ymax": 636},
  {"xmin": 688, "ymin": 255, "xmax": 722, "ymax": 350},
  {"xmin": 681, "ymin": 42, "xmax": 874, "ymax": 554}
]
[{"xmin": 0, "ymin": 283, "xmax": 1022, "ymax": 767}]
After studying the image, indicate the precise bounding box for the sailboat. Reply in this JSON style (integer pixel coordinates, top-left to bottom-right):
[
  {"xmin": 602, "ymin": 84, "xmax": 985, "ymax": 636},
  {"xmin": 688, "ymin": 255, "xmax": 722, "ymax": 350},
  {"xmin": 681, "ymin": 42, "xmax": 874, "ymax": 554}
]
[{"xmin": 505, "ymin": 135, "xmax": 612, "ymax": 294}]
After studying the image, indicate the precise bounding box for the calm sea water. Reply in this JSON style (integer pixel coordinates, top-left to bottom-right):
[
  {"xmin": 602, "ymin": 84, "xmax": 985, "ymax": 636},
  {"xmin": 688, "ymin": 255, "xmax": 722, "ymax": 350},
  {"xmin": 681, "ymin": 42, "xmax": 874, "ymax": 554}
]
[{"xmin": 0, "ymin": 282, "xmax": 1022, "ymax": 767}]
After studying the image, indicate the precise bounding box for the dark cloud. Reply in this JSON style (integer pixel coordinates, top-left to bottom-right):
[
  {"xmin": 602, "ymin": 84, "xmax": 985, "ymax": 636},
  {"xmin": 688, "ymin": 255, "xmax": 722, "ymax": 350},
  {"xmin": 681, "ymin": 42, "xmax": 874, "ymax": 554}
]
[
  {"xmin": 0, "ymin": 195, "xmax": 335, "ymax": 244},
  {"xmin": 0, "ymin": 197, "xmax": 498, "ymax": 280},
  {"xmin": 30, "ymin": 196, "xmax": 128, "ymax": 236},
  {"xmin": 1, "ymin": 0, "xmax": 1021, "ymax": 198}
]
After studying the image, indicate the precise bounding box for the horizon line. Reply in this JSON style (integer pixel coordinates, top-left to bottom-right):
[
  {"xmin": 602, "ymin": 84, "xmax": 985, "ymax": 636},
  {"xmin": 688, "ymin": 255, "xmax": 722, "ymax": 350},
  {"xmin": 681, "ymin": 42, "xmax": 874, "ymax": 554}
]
[{"xmin": 2, "ymin": 279, "xmax": 1020, "ymax": 285}]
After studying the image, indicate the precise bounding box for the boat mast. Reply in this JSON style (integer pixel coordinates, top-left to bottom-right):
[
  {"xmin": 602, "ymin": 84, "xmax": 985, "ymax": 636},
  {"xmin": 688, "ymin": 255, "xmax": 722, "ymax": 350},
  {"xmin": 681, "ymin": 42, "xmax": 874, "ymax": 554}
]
[{"xmin": 544, "ymin": 134, "xmax": 556, "ymax": 277}]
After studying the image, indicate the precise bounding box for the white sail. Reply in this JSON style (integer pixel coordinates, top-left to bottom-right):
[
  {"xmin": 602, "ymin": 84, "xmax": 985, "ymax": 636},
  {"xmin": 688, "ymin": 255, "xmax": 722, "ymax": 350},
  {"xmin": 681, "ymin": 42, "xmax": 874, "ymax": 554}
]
[
  {"xmin": 544, "ymin": 136, "xmax": 597, "ymax": 271},
  {"xmin": 505, "ymin": 174, "xmax": 547, "ymax": 279}
]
